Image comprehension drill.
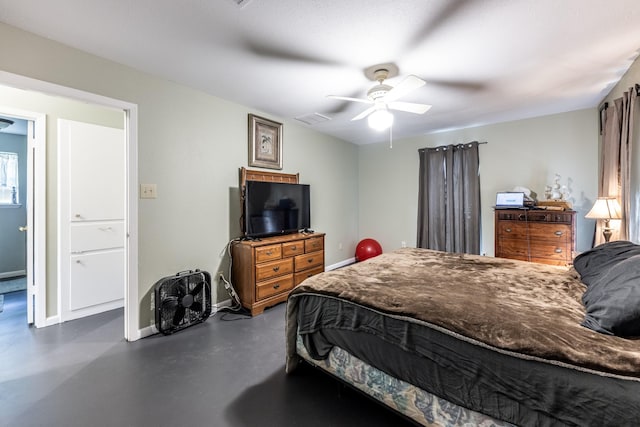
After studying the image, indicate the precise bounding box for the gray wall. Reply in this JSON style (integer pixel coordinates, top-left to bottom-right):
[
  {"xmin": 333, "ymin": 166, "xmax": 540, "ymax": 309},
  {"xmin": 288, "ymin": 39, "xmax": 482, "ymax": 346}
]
[
  {"xmin": 358, "ymin": 109, "xmax": 599, "ymax": 256},
  {"xmin": 0, "ymin": 132, "xmax": 27, "ymax": 276},
  {"xmin": 0, "ymin": 22, "xmax": 359, "ymax": 328}
]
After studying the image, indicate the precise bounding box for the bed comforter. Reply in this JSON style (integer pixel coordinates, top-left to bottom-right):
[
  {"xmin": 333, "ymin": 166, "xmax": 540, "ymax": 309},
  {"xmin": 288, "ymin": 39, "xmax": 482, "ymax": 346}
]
[{"xmin": 286, "ymin": 248, "xmax": 640, "ymax": 426}]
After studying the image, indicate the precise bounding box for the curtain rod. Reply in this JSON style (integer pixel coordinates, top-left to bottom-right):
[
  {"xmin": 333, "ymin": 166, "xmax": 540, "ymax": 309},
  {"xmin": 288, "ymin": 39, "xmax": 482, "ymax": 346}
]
[{"xmin": 418, "ymin": 141, "xmax": 487, "ymax": 153}]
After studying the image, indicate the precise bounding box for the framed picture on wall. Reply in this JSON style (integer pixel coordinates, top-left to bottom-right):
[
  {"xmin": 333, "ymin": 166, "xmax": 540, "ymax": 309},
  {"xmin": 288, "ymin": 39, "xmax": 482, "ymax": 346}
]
[{"xmin": 248, "ymin": 114, "xmax": 283, "ymax": 170}]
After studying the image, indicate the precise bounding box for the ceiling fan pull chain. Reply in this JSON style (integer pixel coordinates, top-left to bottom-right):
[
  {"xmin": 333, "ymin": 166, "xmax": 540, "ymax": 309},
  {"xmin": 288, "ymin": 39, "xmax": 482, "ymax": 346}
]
[{"xmin": 389, "ymin": 124, "xmax": 393, "ymax": 149}]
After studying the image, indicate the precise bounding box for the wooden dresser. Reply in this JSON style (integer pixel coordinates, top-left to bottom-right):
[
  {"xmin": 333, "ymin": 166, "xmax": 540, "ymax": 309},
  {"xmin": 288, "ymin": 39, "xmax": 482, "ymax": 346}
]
[
  {"xmin": 231, "ymin": 232, "xmax": 325, "ymax": 316},
  {"xmin": 494, "ymin": 208, "xmax": 576, "ymax": 266}
]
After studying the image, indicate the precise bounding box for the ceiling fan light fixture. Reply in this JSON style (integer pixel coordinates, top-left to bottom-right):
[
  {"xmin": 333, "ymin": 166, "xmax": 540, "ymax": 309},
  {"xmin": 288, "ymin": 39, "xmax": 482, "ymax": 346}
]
[{"xmin": 368, "ymin": 108, "xmax": 394, "ymax": 131}]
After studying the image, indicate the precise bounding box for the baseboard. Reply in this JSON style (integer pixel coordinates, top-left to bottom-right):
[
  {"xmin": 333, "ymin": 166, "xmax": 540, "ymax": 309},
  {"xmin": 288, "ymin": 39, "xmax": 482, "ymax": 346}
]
[
  {"xmin": 44, "ymin": 315, "xmax": 60, "ymax": 327},
  {"xmin": 137, "ymin": 298, "xmax": 235, "ymax": 339},
  {"xmin": 0, "ymin": 270, "xmax": 26, "ymax": 280},
  {"xmin": 138, "ymin": 324, "xmax": 158, "ymax": 339},
  {"xmin": 326, "ymin": 257, "xmax": 356, "ymax": 271}
]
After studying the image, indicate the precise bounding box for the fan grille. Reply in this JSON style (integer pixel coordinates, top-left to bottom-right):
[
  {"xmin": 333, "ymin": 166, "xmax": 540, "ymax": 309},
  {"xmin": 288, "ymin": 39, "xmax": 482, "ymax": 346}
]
[{"xmin": 154, "ymin": 270, "xmax": 212, "ymax": 335}]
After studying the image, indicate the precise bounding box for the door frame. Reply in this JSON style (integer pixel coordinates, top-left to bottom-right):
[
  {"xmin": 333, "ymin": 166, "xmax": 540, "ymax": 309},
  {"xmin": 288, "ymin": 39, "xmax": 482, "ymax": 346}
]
[
  {"xmin": 0, "ymin": 106, "xmax": 46, "ymax": 327},
  {"xmin": 0, "ymin": 70, "xmax": 140, "ymax": 341}
]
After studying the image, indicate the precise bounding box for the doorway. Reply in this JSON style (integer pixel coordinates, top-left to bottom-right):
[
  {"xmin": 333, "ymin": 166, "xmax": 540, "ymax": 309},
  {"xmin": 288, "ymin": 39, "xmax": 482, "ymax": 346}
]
[
  {"xmin": 0, "ymin": 111, "xmax": 45, "ymax": 327},
  {"xmin": 0, "ymin": 70, "xmax": 139, "ymax": 341}
]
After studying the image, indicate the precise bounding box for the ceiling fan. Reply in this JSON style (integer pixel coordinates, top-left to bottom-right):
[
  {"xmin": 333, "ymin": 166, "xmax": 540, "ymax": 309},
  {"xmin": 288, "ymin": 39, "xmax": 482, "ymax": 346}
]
[{"xmin": 327, "ymin": 64, "xmax": 432, "ymax": 131}]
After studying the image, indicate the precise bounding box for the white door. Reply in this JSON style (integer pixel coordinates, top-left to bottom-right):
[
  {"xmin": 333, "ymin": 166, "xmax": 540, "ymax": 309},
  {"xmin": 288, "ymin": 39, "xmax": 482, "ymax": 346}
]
[{"xmin": 59, "ymin": 119, "xmax": 126, "ymax": 321}]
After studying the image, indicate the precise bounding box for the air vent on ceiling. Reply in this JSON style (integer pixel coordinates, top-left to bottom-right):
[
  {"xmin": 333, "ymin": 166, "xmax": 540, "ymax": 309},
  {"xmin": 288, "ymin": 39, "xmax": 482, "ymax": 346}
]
[
  {"xmin": 295, "ymin": 113, "xmax": 332, "ymax": 126},
  {"xmin": 231, "ymin": 0, "xmax": 253, "ymax": 8}
]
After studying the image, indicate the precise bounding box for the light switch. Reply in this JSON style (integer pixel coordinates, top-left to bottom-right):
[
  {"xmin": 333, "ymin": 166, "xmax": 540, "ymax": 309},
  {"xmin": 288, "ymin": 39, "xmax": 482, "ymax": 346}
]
[{"xmin": 140, "ymin": 184, "xmax": 157, "ymax": 199}]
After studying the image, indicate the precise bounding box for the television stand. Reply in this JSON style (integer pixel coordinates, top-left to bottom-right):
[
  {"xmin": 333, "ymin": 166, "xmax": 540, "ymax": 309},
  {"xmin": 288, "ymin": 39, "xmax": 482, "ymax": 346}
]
[{"xmin": 231, "ymin": 232, "xmax": 325, "ymax": 316}]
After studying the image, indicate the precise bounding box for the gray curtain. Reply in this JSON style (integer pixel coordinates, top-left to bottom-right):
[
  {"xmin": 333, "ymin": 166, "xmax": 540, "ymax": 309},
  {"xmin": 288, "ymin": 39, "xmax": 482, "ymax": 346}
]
[
  {"xmin": 417, "ymin": 141, "xmax": 481, "ymax": 254},
  {"xmin": 596, "ymin": 87, "xmax": 638, "ymax": 244}
]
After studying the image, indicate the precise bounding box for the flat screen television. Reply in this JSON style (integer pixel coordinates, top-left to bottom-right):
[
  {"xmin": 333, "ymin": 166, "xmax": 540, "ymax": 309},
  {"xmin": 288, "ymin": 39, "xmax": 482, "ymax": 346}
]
[{"xmin": 244, "ymin": 181, "xmax": 311, "ymax": 238}]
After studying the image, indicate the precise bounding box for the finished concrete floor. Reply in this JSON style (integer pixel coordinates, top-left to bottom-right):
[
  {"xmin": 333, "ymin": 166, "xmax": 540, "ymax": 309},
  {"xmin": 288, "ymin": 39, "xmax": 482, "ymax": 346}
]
[{"xmin": 0, "ymin": 291, "xmax": 415, "ymax": 427}]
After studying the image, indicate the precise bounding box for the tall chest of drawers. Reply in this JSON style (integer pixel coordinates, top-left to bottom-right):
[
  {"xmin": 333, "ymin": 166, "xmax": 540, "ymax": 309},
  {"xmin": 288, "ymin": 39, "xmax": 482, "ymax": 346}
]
[
  {"xmin": 494, "ymin": 209, "xmax": 576, "ymax": 266},
  {"xmin": 231, "ymin": 232, "xmax": 325, "ymax": 316}
]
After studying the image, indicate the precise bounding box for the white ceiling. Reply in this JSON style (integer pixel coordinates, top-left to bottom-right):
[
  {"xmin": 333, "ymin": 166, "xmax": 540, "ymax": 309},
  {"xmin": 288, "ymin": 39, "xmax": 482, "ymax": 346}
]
[{"xmin": 1, "ymin": 0, "xmax": 640, "ymax": 145}]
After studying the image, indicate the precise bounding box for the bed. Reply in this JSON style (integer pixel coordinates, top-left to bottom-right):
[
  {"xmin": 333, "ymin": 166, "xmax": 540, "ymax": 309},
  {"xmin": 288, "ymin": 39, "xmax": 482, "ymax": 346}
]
[{"xmin": 285, "ymin": 246, "xmax": 640, "ymax": 426}]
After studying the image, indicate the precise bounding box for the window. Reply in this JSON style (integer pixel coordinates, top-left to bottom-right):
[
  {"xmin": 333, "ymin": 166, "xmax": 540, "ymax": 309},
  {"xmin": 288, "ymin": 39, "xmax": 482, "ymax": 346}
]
[{"xmin": 0, "ymin": 151, "xmax": 19, "ymax": 205}]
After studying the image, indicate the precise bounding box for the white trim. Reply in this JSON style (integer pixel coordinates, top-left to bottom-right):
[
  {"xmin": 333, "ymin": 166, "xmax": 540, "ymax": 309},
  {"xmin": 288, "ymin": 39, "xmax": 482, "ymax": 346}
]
[
  {"xmin": 44, "ymin": 315, "xmax": 61, "ymax": 327},
  {"xmin": 125, "ymin": 107, "xmax": 139, "ymax": 342},
  {"xmin": 138, "ymin": 324, "xmax": 158, "ymax": 339},
  {"xmin": 214, "ymin": 298, "xmax": 234, "ymax": 311},
  {"xmin": 62, "ymin": 299, "xmax": 125, "ymax": 323},
  {"xmin": 0, "ymin": 70, "xmax": 139, "ymax": 341},
  {"xmin": 138, "ymin": 298, "xmax": 235, "ymax": 339},
  {"xmin": 0, "ymin": 104, "xmax": 47, "ymax": 327},
  {"xmin": 0, "ymin": 270, "xmax": 26, "ymax": 279},
  {"xmin": 326, "ymin": 257, "xmax": 356, "ymax": 271}
]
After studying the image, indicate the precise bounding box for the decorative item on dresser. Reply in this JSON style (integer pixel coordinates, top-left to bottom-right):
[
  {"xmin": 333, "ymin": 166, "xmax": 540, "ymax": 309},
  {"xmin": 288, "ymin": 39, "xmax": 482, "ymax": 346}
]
[
  {"xmin": 232, "ymin": 232, "xmax": 325, "ymax": 316},
  {"xmin": 494, "ymin": 208, "xmax": 576, "ymax": 266}
]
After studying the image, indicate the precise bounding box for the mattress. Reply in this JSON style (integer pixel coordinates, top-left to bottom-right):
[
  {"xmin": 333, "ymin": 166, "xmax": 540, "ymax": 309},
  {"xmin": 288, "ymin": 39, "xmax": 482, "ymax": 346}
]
[{"xmin": 296, "ymin": 334, "xmax": 515, "ymax": 427}]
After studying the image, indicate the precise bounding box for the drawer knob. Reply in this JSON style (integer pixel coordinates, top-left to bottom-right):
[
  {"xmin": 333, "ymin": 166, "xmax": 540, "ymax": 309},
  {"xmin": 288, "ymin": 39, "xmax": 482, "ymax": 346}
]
[
  {"xmin": 554, "ymin": 248, "xmax": 563, "ymax": 253},
  {"xmin": 554, "ymin": 231, "xmax": 563, "ymax": 236},
  {"xmin": 505, "ymin": 228, "xmax": 512, "ymax": 233},
  {"xmin": 307, "ymin": 258, "xmax": 313, "ymax": 263},
  {"xmin": 273, "ymin": 284, "xmax": 280, "ymax": 290},
  {"xmin": 273, "ymin": 266, "xmax": 280, "ymax": 272},
  {"xmin": 291, "ymin": 246, "xmax": 297, "ymax": 250},
  {"xmin": 266, "ymin": 250, "xmax": 272, "ymax": 256}
]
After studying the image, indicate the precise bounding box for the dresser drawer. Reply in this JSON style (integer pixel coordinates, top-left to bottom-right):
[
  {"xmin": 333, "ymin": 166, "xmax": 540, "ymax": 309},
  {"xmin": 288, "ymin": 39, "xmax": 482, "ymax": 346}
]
[
  {"xmin": 282, "ymin": 241, "xmax": 304, "ymax": 257},
  {"xmin": 255, "ymin": 244, "xmax": 282, "ymax": 263},
  {"xmin": 497, "ymin": 222, "xmax": 570, "ymax": 242},
  {"xmin": 497, "ymin": 211, "xmax": 573, "ymax": 224},
  {"xmin": 295, "ymin": 251, "xmax": 324, "ymax": 272},
  {"xmin": 255, "ymin": 258, "xmax": 293, "ymax": 281},
  {"xmin": 256, "ymin": 275, "xmax": 294, "ymax": 300},
  {"xmin": 294, "ymin": 265, "xmax": 324, "ymax": 286},
  {"xmin": 305, "ymin": 237, "xmax": 324, "ymax": 253},
  {"xmin": 498, "ymin": 240, "xmax": 570, "ymax": 262}
]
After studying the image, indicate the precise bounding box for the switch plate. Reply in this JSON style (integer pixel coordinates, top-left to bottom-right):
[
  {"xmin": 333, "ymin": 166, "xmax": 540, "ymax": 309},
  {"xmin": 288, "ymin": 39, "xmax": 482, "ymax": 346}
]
[{"xmin": 140, "ymin": 184, "xmax": 157, "ymax": 199}]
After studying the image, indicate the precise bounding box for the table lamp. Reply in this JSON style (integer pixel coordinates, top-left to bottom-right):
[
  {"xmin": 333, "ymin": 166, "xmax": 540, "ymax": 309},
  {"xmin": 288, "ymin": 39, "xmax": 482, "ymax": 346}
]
[{"xmin": 586, "ymin": 197, "xmax": 622, "ymax": 242}]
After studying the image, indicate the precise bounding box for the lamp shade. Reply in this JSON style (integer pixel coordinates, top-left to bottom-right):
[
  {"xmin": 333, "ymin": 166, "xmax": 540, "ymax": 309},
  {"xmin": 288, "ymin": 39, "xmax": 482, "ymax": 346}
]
[{"xmin": 585, "ymin": 197, "xmax": 622, "ymax": 220}]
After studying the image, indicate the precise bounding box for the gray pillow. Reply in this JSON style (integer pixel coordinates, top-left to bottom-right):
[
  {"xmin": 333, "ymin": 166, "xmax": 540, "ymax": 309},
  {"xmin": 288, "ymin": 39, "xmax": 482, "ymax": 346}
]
[
  {"xmin": 573, "ymin": 240, "xmax": 640, "ymax": 287},
  {"xmin": 581, "ymin": 254, "xmax": 640, "ymax": 336}
]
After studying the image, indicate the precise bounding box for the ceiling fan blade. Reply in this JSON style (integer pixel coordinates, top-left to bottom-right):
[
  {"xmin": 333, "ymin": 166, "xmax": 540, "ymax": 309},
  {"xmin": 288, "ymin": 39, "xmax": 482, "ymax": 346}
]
[
  {"xmin": 387, "ymin": 101, "xmax": 432, "ymax": 114},
  {"xmin": 384, "ymin": 75, "xmax": 426, "ymax": 103},
  {"xmin": 327, "ymin": 95, "xmax": 373, "ymax": 105},
  {"xmin": 351, "ymin": 106, "xmax": 377, "ymax": 121}
]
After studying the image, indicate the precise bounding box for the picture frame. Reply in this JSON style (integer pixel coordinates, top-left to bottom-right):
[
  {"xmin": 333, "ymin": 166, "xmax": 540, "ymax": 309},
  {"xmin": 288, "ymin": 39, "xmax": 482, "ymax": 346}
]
[{"xmin": 248, "ymin": 114, "xmax": 283, "ymax": 170}]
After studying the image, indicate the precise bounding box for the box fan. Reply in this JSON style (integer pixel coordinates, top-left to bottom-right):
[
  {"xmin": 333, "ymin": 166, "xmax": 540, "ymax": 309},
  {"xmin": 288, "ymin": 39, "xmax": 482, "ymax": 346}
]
[{"xmin": 154, "ymin": 270, "xmax": 212, "ymax": 335}]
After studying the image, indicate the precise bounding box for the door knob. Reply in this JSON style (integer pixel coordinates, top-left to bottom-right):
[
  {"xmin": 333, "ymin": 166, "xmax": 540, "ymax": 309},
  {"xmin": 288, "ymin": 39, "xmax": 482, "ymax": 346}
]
[{"xmin": 18, "ymin": 226, "xmax": 28, "ymax": 232}]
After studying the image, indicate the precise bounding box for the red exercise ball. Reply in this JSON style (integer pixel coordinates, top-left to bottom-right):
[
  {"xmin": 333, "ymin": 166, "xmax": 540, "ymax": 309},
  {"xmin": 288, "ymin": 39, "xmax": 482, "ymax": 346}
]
[{"xmin": 355, "ymin": 238, "xmax": 383, "ymax": 262}]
